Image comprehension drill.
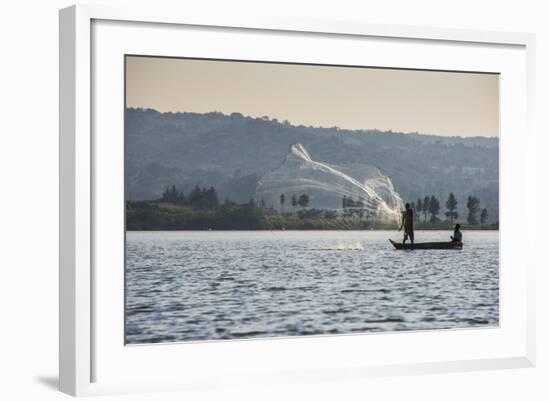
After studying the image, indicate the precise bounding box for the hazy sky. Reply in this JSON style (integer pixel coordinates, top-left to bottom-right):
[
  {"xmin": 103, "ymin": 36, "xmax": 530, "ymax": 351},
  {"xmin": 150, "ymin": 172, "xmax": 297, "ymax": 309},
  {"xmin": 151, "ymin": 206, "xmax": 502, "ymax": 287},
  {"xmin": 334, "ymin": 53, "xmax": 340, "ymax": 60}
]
[{"xmin": 126, "ymin": 56, "xmax": 499, "ymax": 138}]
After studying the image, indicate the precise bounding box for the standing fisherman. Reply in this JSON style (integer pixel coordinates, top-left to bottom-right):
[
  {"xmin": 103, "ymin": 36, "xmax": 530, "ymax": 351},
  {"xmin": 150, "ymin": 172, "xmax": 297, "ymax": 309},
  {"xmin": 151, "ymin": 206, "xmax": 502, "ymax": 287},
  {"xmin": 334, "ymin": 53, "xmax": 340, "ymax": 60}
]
[{"xmin": 399, "ymin": 203, "xmax": 414, "ymax": 244}]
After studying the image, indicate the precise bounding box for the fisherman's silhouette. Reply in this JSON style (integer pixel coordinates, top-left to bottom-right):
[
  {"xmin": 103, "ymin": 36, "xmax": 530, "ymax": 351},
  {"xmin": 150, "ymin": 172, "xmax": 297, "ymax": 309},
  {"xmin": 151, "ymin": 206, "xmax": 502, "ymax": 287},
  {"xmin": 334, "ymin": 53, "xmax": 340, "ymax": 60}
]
[
  {"xmin": 451, "ymin": 223, "xmax": 463, "ymax": 243},
  {"xmin": 399, "ymin": 203, "xmax": 414, "ymax": 244}
]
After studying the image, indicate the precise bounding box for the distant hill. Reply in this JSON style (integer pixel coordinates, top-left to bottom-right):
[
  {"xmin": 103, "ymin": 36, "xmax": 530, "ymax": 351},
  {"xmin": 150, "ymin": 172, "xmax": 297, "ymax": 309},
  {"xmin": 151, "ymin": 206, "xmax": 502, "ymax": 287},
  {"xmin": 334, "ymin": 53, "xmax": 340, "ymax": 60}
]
[
  {"xmin": 125, "ymin": 108, "xmax": 499, "ymax": 223},
  {"xmin": 406, "ymin": 133, "xmax": 499, "ymax": 148}
]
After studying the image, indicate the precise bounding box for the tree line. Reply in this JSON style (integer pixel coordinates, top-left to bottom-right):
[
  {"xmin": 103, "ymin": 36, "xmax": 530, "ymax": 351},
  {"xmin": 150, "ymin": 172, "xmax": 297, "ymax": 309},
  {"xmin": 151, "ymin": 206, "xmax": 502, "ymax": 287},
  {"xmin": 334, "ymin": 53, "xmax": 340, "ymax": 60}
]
[
  {"xmin": 278, "ymin": 193, "xmax": 310, "ymax": 213},
  {"xmin": 412, "ymin": 193, "xmax": 489, "ymax": 225},
  {"xmin": 342, "ymin": 195, "xmax": 366, "ymax": 208},
  {"xmin": 156, "ymin": 185, "xmax": 490, "ymax": 226},
  {"xmin": 161, "ymin": 184, "xmax": 220, "ymax": 210},
  {"xmin": 160, "ymin": 186, "xmax": 315, "ymax": 215}
]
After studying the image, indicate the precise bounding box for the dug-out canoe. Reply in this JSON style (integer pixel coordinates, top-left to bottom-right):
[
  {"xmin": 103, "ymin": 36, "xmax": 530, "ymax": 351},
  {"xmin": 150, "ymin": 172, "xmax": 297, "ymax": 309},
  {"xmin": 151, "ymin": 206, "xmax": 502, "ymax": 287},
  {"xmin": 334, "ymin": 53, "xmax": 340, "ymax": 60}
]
[{"xmin": 389, "ymin": 239, "xmax": 463, "ymax": 250}]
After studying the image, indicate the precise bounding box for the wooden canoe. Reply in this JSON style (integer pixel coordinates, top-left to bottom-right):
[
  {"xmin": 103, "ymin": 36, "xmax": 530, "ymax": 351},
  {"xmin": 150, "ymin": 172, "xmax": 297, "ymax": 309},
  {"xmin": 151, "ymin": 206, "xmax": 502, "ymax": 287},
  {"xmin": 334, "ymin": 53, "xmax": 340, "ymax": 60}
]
[{"xmin": 389, "ymin": 239, "xmax": 463, "ymax": 250}]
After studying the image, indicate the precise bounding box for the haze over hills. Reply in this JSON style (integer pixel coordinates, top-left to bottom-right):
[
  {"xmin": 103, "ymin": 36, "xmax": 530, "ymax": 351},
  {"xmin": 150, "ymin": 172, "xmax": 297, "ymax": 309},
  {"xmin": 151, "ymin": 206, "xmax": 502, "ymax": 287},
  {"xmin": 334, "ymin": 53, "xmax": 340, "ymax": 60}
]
[{"xmin": 125, "ymin": 108, "xmax": 499, "ymax": 223}]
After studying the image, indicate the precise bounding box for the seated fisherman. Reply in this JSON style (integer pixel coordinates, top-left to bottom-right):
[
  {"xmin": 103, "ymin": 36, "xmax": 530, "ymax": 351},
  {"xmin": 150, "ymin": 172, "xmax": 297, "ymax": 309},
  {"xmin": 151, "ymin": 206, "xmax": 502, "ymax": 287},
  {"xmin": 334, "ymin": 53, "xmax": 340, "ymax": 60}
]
[{"xmin": 451, "ymin": 223, "xmax": 463, "ymax": 243}]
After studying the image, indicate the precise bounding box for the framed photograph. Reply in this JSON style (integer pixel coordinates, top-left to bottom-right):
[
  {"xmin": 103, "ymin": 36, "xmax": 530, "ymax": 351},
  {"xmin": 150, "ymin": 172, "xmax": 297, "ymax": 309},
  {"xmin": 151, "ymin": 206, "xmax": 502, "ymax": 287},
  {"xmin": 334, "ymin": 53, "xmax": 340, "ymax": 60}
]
[{"xmin": 59, "ymin": 4, "xmax": 536, "ymax": 396}]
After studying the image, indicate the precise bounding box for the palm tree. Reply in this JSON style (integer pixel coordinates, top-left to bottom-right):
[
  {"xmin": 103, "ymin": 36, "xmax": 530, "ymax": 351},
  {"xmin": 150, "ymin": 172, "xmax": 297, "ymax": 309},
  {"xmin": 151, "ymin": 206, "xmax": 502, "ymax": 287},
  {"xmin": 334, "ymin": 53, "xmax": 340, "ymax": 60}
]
[
  {"xmin": 291, "ymin": 194, "xmax": 298, "ymax": 214},
  {"xmin": 429, "ymin": 195, "xmax": 440, "ymax": 223},
  {"xmin": 467, "ymin": 196, "xmax": 480, "ymax": 224},
  {"xmin": 445, "ymin": 192, "xmax": 458, "ymax": 224},
  {"xmin": 480, "ymin": 208, "xmax": 488, "ymax": 224},
  {"xmin": 298, "ymin": 194, "xmax": 310, "ymax": 209},
  {"xmin": 415, "ymin": 198, "xmax": 422, "ymax": 222},
  {"xmin": 422, "ymin": 196, "xmax": 430, "ymax": 222}
]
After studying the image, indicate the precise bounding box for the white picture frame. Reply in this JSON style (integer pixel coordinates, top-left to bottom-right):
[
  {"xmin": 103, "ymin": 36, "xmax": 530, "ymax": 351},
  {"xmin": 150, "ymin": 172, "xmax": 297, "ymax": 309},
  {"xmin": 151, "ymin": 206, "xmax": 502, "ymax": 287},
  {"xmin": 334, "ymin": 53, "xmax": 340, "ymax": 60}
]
[{"xmin": 59, "ymin": 4, "xmax": 536, "ymax": 397}]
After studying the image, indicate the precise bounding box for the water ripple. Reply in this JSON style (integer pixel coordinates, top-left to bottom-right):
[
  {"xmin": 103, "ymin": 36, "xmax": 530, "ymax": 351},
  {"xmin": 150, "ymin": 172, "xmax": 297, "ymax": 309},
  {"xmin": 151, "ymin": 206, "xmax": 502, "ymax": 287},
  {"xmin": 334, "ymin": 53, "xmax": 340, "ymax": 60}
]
[{"xmin": 125, "ymin": 230, "xmax": 499, "ymax": 344}]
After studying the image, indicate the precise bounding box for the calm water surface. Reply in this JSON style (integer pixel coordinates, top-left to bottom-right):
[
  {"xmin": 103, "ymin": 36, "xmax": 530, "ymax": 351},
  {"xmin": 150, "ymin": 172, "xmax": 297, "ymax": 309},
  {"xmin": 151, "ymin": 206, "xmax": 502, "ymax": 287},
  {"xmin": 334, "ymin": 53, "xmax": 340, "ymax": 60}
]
[{"xmin": 126, "ymin": 230, "xmax": 499, "ymax": 344}]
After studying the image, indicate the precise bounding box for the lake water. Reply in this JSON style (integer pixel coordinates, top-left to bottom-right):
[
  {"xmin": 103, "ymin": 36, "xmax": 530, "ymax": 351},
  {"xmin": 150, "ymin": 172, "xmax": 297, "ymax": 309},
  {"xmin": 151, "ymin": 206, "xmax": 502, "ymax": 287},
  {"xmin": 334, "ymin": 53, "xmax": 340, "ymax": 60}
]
[{"xmin": 126, "ymin": 230, "xmax": 499, "ymax": 344}]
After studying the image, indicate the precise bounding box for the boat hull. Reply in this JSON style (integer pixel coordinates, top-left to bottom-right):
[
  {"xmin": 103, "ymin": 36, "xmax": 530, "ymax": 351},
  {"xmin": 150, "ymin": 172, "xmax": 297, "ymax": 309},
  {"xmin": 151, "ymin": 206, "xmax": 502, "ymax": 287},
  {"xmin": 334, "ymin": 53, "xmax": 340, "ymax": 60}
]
[{"xmin": 389, "ymin": 239, "xmax": 463, "ymax": 250}]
